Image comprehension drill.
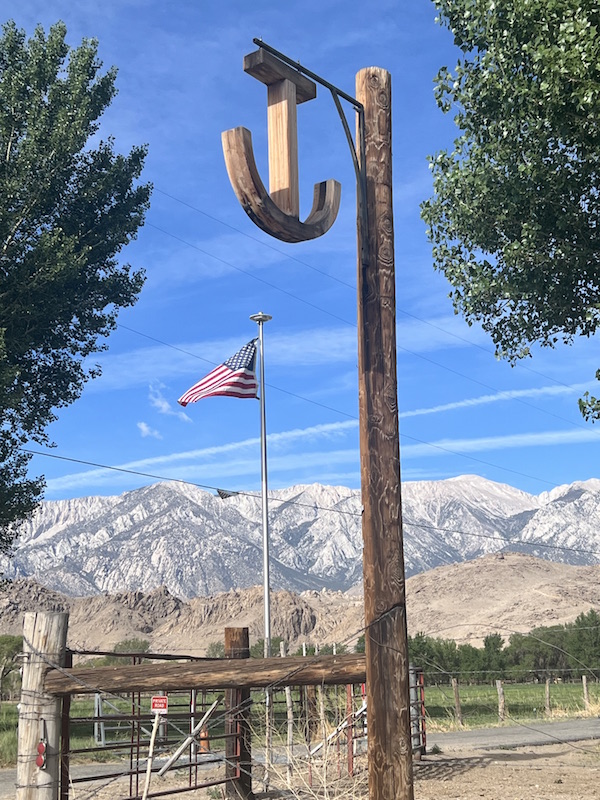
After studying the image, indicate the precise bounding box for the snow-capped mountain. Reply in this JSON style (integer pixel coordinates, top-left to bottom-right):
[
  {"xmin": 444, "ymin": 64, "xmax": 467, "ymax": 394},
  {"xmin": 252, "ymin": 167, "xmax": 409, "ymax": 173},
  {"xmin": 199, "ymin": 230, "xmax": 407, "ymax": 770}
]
[{"xmin": 2, "ymin": 475, "xmax": 600, "ymax": 598}]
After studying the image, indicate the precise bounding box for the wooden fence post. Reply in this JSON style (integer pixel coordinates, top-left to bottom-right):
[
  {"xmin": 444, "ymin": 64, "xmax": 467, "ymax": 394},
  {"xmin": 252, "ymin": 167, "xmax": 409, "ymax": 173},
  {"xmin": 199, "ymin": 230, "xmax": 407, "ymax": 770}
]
[
  {"xmin": 545, "ymin": 678, "xmax": 551, "ymax": 716},
  {"xmin": 225, "ymin": 628, "xmax": 253, "ymax": 800},
  {"xmin": 17, "ymin": 612, "xmax": 68, "ymax": 800},
  {"xmin": 356, "ymin": 65, "xmax": 413, "ymax": 800},
  {"xmin": 496, "ymin": 680, "xmax": 505, "ymax": 723},
  {"xmin": 582, "ymin": 675, "xmax": 590, "ymax": 712},
  {"xmin": 279, "ymin": 641, "xmax": 294, "ymax": 788},
  {"xmin": 451, "ymin": 677, "xmax": 463, "ymax": 727}
]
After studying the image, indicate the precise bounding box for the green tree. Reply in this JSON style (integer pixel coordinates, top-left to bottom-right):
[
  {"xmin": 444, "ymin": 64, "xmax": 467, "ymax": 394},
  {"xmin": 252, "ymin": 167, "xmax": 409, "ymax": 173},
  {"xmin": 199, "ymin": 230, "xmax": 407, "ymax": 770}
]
[
  {"xmin": 422, "ymin": 1, "xmax": 600, "ymax": 417},
  {"xmin": 456, "ymin": 642, "xmax": 482, "ymax": 680},
  {"xmin": 0, "ymin": 634, "xmax": 21, "ymax": 705},
  {"xmin": 205, "ymin": 641, "xmax": 225, "ymax": 659},
  {"xmin": 566, "ymin": 609, "xmax": 600, "ymax": 671},
  {"xmin": 0, "ymin": 20, "xmax": 150, "ymax": 551},
  {"xmin": 250, "ymin": 637, "xmax": 285, "ymax": 658},
  {"xmin": 292, "ymin": 642, "xmax": 348, "ymax": 656}
]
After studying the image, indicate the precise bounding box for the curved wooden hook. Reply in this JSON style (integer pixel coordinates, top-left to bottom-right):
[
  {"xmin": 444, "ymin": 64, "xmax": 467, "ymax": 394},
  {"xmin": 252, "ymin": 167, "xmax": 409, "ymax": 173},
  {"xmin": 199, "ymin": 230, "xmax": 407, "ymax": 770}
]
[{"xmin": 222, "ymin": 126, "xmax": 341, "ymax": 244}]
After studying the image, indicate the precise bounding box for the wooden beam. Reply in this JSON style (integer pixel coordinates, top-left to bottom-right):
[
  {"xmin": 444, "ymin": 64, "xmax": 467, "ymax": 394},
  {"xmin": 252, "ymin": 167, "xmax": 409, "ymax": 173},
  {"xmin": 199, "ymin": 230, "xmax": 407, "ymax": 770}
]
[
  {"xmin": 356, "ymin": 67, "xmax": 414, "ymax": 800},
  {"xmin": 243, "ymin": 48, "xmax": 316, "ymax": 104},
  {"xmin": 44, "ymin": 653, "xmax": 366, "ymax": 696},
  {"xmin": 267, "ymin": 79, "xmax": 299, "ymax": 216}
]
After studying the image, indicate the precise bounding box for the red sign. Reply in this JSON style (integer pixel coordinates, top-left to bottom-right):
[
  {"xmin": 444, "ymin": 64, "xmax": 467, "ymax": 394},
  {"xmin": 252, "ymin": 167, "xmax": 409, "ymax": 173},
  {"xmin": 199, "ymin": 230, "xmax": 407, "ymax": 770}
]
[{"xmin": 151, "ymin": 695, "xmax": 168, "ymax": 714}]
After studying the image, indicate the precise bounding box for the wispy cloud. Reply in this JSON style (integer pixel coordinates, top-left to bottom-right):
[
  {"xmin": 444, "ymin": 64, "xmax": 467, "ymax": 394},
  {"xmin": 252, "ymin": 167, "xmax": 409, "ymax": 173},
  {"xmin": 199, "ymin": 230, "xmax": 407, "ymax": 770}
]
[
  {"xmin": 44, "ymin": 378, "xmax": 600, "ymax": 496},
  {"xmin": 149, "ymin": 384, "xmax": 192, "ymax": 422},
  {"xmin": 44, "ymin": 420, "xmax": 359, "ymax": 494},
  {"xmin": 89, "ymin": 315, "xmax": 491, "ymax": 395},
  {"xmin": 400, "ymin": 382, "xmax": 593, "ymax": 419},
  {"xmin": 402, "ymin": 428, "xmax": 600, "ymax": 459},
  {"xmin": 137, "ymin": 422, "xmax": 162, "ymax": 439}
]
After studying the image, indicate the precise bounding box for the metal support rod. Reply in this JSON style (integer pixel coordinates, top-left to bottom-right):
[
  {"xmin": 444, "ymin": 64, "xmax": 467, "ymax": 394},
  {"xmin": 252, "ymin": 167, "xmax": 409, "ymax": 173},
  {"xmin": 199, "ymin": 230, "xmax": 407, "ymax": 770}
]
[
  {"xmin": 157, "ymin": 698, "xmax": 221, "ymax": 777},
  {"xmin": 252, "ymin": 38, "xmax": 362, "ymax": 109}
]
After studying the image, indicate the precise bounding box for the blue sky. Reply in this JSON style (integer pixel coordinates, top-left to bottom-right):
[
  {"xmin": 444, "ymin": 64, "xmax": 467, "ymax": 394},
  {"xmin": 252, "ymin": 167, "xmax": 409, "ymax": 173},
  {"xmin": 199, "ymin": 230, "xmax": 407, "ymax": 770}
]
[{"xmin": 13, "ymin": 0, "xmax": 600, "ymax": 502}]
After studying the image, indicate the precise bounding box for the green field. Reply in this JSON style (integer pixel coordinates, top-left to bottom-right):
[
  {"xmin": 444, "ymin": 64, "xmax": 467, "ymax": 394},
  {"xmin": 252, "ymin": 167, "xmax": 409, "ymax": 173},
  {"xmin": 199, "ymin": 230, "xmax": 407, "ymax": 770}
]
[{"xmin": 424, "ymin": 679, "xmax": 600, "ymax": 730}]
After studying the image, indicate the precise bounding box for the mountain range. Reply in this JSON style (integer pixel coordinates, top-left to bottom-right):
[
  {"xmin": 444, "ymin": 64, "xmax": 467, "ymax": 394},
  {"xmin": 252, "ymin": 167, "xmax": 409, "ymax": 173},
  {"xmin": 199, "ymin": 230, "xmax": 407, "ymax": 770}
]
[{"xmin": 2, "ymin": 474, "xmax": 600, "ymax": 599}]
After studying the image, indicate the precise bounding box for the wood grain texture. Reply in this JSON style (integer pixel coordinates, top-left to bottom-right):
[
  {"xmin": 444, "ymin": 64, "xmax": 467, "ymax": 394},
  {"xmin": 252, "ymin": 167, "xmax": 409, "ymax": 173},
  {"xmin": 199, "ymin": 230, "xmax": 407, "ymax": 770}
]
[
  {"xmin": 17, "ymin": 612, "xmax": 68, "ymax": 800},
  {"xmin": 222, "ymin": 126, "xmax": 340, "ymax": 242},
  {"xmin": 225, "ymin": 628, "xmax": 253, "ymax": 800},
  {"xmin": 243, "ymin": 49, "xmax": 316, "ymax": 104},
  {"xmin": 267, "ymin": 79, "xmax": 299, "ymax": 216},
  {"xmin": 44, "ymin": 653, "xmax": 366, "ymax": 696},
  {"xmin": 356, "ymin": 67, "xmax": 414, "ymax": 800}
]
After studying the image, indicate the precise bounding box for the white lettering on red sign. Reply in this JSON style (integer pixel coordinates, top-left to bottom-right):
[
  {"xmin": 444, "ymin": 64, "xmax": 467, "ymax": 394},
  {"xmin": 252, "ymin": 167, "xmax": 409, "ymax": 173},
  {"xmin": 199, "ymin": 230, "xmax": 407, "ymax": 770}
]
[{"xmin": 151, "ymin": 695, "xmax": 168, "ymax": 714}]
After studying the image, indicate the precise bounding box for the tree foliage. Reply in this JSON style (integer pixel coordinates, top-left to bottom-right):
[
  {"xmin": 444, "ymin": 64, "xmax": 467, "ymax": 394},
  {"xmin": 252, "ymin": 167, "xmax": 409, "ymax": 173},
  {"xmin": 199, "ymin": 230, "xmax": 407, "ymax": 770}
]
[
  {"xmin": 407, "ymin": 610, "xmax": 600, "ymax": 683},
  {"xmin": 422, "ymin": 0, "xmax": 600, "ymax": 415},
  {"xmin": 0, "ymin": 634, "xmax": 21, "ymax": 703},
  {"xmin": 0, "ymin": 21, "xmax": 151, "ymax": 551}
]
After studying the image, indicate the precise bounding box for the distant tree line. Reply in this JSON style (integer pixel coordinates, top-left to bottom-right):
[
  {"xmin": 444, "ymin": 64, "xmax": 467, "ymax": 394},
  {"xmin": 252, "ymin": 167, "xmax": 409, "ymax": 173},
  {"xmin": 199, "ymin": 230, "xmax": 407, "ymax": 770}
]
[{"xmin": 355, "ymin": 610, "xmax": 600, "ymax": 683}]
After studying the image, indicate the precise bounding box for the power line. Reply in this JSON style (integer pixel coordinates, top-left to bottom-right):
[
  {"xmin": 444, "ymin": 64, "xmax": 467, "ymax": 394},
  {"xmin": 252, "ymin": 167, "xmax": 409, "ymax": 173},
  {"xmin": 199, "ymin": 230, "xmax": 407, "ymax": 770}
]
[
  {"xmin": 154, "ymin": 187, "xmax": 356, "ymax": 290},
  {"xmin": 146, "ymin": 221, "xmax": 357, "ymax": 328},
  {"xmin": 155, "ymin": 184, "xmax": 583, "ymax": 394},
  {"xmin": 115, "ymin": 320, "xmax": 595, "ymax": 489}
]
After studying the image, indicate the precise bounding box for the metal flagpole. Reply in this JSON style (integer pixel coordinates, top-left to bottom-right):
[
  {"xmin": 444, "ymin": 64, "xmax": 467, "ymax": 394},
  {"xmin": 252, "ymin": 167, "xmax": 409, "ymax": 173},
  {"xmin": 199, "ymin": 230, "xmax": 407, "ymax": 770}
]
[
  {"xmin": 250, "ymin": 311, "xmax": 272, "ymax": 657},
  {"xmin": 250, "ymin": 311, "xmax": 272, "ymax": 792}
]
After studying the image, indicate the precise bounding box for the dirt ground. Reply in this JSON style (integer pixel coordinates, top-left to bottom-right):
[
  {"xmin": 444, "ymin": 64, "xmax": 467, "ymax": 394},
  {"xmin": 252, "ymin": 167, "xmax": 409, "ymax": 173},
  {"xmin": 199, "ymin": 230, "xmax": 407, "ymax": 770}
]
[
  {"xmin": 2, "ymin": 739, "xmax": 598, "ymax": 799},
  {"xmin": 412, "ymin": 739, "xmax": 600, "ymax": 800}
]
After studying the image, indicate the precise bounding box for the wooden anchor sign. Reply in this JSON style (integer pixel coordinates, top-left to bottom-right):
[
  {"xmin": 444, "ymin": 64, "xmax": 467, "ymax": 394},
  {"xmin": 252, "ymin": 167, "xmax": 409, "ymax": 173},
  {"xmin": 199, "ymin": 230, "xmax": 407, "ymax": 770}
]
[
  {"xmin": 222, "ymin": 43, "xmax": 414, "ymax": 800},
  {"xmin": 221, "ymin": 48, "xmax": 341, "ymax": 243}
]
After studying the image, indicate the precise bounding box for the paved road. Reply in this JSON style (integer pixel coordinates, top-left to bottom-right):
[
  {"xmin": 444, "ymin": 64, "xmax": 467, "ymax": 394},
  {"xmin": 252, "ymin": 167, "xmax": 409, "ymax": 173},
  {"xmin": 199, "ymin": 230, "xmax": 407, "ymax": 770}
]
[
  {"xmin": 426, "ymin": 716, "xmax": 600, "ymax": 752},
  {"xmin": 1, "ymin": 718, "xmax": 598, "ymax": 798}
]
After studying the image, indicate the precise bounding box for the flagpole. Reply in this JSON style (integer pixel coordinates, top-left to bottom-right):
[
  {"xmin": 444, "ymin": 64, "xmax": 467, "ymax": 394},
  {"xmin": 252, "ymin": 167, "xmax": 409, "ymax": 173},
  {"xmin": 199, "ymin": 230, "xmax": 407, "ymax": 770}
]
[
  {"xmin": 250, "ymin": 311, "xmax": 272, "ymax": 658},
  {"xmin": 250, "ymin": 311, "xmax": 272, "ymax": 792}
]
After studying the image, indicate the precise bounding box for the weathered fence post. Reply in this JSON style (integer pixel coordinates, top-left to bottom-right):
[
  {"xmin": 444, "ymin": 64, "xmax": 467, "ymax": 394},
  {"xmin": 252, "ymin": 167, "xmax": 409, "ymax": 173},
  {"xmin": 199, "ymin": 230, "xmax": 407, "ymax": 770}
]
[
  {"xmin": 17, "ymin": 612, "xmax": 68, "ymax": 800},
  {"xmin": 451, "ymin": 677, "xmax": 463, "ymax": 727},
  {"xmin": 279, "ymin": 641, "xmax": 294, "ymax": 788},
  {"xmin": 582, "ymin": 675, "xmax": 590, "ymax": 712},
  {"xmin": 545, "ymin": 678, "xmax": 551, "ymax": 716},
  {"xmin": 496, "ymin": 680, "xmax": 505, "ymax": 722},
  {"xmin": 225, "ymin": 628, "xmax": 253, "ymax": 800},
  {"xmin": 59, "ymin": 650, "xmax": 72, "ymax": 800}
]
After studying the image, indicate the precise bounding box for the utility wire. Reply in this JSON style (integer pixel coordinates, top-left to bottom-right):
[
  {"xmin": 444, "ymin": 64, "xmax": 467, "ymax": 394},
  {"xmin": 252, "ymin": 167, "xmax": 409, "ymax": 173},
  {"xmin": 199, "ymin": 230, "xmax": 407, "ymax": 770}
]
[
  {"xmin": 155, "ymin": 185, "xmax": 583, "ymax": 392},
  {"xmin": 114, "ymin": 322, "xmax": 597, "ymax": 488}
]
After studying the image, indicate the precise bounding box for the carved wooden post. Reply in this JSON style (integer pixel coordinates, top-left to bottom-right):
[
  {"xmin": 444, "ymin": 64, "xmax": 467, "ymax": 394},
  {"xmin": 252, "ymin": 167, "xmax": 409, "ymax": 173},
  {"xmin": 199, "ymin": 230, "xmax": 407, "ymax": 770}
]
[
  {"xmin": 356, "ymin": 67, "xmax": 414, "ymax": 800},
  {"xmin": 225, "ymin": 628, "xmax": 253, "ymax": 800},
  {"xmin": 17, "ymin": 612, "xmax": 68, "ymax": 800}
]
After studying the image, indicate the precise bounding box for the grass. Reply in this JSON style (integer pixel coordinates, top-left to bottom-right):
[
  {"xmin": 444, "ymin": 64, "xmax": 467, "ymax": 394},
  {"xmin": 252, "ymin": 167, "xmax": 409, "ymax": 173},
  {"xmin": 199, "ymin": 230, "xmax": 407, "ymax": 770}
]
[{"xmin": 424, "ymin": 680, "xmax": 600, "ymax": 731}]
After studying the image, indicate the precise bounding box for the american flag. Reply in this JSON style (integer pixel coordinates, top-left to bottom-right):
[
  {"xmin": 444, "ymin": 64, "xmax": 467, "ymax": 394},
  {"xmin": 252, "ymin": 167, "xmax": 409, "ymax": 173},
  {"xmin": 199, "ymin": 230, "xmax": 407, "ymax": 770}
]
[{"xmin": 177, "ymin": 340, "xmax": 258, "ymax": 406}]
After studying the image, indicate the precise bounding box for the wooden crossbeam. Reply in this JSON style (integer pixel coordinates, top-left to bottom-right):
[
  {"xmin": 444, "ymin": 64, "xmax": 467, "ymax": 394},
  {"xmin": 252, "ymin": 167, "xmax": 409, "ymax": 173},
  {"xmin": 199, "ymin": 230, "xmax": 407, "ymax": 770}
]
[{"xmin": 44, "ymin": 653, "xmax": 367, "ymax": 696}]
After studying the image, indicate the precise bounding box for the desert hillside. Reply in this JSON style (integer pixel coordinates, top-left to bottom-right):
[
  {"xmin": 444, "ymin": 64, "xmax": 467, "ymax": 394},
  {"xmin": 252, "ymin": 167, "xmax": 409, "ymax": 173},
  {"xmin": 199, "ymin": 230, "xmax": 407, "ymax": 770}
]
[{"xmin": 1, "ymin": 553, "xmax": 599, "ymax": 654}]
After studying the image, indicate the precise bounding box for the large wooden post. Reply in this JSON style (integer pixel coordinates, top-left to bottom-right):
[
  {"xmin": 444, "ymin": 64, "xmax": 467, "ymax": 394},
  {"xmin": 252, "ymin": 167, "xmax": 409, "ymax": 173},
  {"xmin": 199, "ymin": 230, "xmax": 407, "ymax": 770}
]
[
  {"xmin": 225, "ymin": 627, "xmax": 253, "ymax": 800},
  {"xmin": 356, "ymin": 67, "xmax": 414, "ymax": 800},
  {"xmin": 17, "ymin": 612, "xmax": 69, "ymax": 800}
]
